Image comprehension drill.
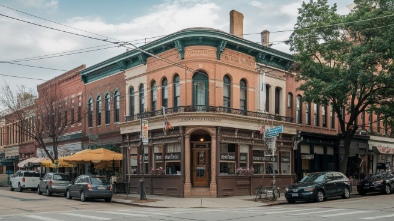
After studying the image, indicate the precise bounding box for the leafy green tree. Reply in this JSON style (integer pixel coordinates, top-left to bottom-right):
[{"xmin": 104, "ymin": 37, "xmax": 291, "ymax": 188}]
[{"xmin": 289, "ymin": 0, "xmax": 394, "ymax": 174}]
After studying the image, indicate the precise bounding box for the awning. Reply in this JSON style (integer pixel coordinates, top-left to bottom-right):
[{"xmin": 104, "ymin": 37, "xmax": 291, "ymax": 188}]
[
  {"xmin": 0, "ymin": 158, "xmax": 16, "ymax": 166},
  {"xmin": 375, "ymin": 146, "xmax": 394, "ymax": 155},
  {"xmin": 41, "ymin": 158, "xmax": 74, "ymax": 168},
  {"xmin": 18, "ymin": 157, "xmax": 39, "ymax": 168}
]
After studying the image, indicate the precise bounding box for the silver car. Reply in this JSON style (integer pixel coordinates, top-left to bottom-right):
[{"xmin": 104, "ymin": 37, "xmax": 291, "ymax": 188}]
[{"xmin": 38, "ymin": 172, "xmax": 71, "ymax": 196}]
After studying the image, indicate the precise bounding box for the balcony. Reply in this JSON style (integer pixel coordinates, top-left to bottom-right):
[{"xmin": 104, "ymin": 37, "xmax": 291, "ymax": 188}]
[{"xmin": 125, "ymin": 106, "xmax": 293, "ymax": 123}]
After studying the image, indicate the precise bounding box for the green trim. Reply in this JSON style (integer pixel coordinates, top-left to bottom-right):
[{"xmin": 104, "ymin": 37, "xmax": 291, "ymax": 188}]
[{"xmin": 80, "ymin": 28, "xmax": 293, "ymax": 83}]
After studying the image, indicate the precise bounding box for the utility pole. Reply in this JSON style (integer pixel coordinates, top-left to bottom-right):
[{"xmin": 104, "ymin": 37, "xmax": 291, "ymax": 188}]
[{"xmin": 139, "ymin": 117, "xmax": 147, "ymax": 200}]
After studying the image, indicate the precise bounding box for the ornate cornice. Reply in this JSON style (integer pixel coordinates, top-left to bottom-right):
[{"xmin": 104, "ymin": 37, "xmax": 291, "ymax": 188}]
[{"xmin": 80, "ymin": 28, "xmax": 293, "ymax": 83}]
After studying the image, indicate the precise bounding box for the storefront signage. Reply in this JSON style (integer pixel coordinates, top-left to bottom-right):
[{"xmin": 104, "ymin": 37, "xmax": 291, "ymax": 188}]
[
  {"xmin": 281, "ymin": 156, "xmax": 290, "ymax": 162},
  {"xmin": 180, "ymin": 117, "xmax": 222, "ymax": 122},
  {"xmin": 240, "ymin": 154, "xmax": 247, "ymax": 162},
  {"xmin": 265, "ymin": 125, "xmax": 283, "ymax": 138},
  {"xmin": 142, "ymin": 120, "xmax": 149, "ymax": 145},
  {"xmin": 5, "ymin": 146, "xmax": 19, "ymax": 157},
  {"xmin": 221, "ymin": 154, "xmax": 235, "ymax": 160},
  {"xmin": 301, "ymin": 154, "xmax": 314, "ymax": 160},
  {"xmin": 253, "ymin": 156, "xmax": 277, "ymax": 162},
  {"xmin": 155, "ymin": 154, "xmax": 162, "ymax": 161},
  {"xmin": 165, "ymin": 153, "xmax": 180, "ymax": 160}
]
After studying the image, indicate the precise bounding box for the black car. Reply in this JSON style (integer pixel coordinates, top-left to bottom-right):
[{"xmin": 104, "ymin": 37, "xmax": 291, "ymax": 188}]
[
  {"xmin": 357, "ymin": 172, "xmax": 394, "ymax": 195},
  {"xmin": 66, "ymin": 174, "xmax": 113, "ymax": 202},
  {"xmin": 285, "ymin": 171, "xmax": 352, "ymax": 203}
]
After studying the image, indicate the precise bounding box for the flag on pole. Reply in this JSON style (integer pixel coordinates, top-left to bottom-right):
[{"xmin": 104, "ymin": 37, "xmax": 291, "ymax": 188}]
[
  {"xmin": 163, "ymin": 107, "xmax": 173, "ymax": 135},
  {"xmin": 260, "ymin": 125, "xmax": 265, "ymax": 135}
]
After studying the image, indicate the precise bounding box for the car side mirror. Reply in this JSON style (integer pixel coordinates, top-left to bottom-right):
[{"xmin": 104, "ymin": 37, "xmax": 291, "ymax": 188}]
[{"xmin": 40, "ymin": 178, "xmax": 43, "ymax": 181}]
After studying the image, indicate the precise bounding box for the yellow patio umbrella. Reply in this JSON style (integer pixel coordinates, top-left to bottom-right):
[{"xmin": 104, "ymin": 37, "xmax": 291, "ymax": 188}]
[
  {"xmin": 62, "ymin": 148, "xmax": 122, "ymax": 163},
  {"xmin": 40, "ymin": 157, "xmax": 74, "ymax": 168}
]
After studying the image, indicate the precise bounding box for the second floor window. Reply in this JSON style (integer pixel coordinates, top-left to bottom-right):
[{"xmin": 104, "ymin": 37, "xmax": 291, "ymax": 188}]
[
  {"xmin": 114, "ymin": 91, "xmax": 120, "ymax": 123},
  {"xmin": 96, "ymin": 96, "xmax": 102, "ymax": 126},
  {"xmin": 322, "ymin": 105, "xmax": 327, "ymax": 127},
  {"xmin": 139, "ymin": 84, "xmax": 144, "ymax": 113},
  {"xmin": 306, "ymin": 102, "xmax": 311, "ymax": 125},
  {"xmin": 314, "ymin": 104, "xmax": 320, "ymax": 126},
  {"xmin": 330, "ymin": 104, "xmax": 335, "ymax": 129},
  {"xmin": 105, "ymin": 93, "xmax": 110, "ymax": 124},
  {"xmin": 151, "ymin": 81, "xmax": 156, "ymax": 112},
  {"xmin": 240, "ymin": 79, "xmax": 247, "ymax": 111},
  {"xmin": 296, "ymin": 95, "xmax": 302, "ymax": 124},
  {"xmin": 174, "ymin": 75, "xmax": 180, "ymax": 107},
  {"xmin": 71, "ymin": 97, "xmax": 75, "ymax": 124},
  {"xmin": 88, "ymin": 98, "xmax": 93, "ymax": 127},
  {"xmin": 223, "ymin": 75, "xmax": 231, "ymax": 108},
  {"xmin": 78, "ymin": 95, "xmax": 82, "ymax": 122},
  {"xmin": 275, "ymin": 87, "xmax": 281, "ymax": 115},
  {"xmin": 162, "ymin": 78, "xmax": 168, "ymax": 108},
  {"xmin": 129, "ymin": 87, "xmax": 135, "ymax": 116}
]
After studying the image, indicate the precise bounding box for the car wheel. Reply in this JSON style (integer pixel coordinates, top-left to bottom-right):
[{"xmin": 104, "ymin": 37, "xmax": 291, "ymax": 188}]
[
  {"xmin": 17, "ymin": 183, "xmax": 23, "ymax": 192},
  {"xmin": 46, "ymin": 188, "xmax": 52, "ymax": 196},
  {"xmin": 341, "ymin": 188, "xmax": 350, "ymax": 199},
  {"xmin": 9, "ymin": 183, "xmax": 14, "ymax": 191},
  {"xmin": 80, "ymin": 191, "xmax": 87, "ymax": 202},
  {"xmin": 104, "ymin": 198, "xmax": 112, "ymax": 202},
  {"xmin": 66, "ymin": 190, "xmax": 72, "ymax": 199},
  {"xmin": 315, "ymin": 190, "xmax": 324, "ymax": 202},
  {"xmin": 287, "ymin": 199, "xmax": 295, "ymax": 204},
  {"xmin": 37, "ymin": 186, "xmax": 42, "ymax": 195},
  {"xmin": 385, "ymin": 184, "xmax": 391, "ymax": 194}
]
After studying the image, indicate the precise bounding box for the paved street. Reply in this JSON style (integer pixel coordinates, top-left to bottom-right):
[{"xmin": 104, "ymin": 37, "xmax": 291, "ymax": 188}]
[{"xmin": 1, "ymin": 186, "xmax": 394, "ymax": 221}]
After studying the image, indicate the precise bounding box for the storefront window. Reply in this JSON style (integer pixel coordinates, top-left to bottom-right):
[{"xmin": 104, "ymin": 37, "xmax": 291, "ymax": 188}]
[
  {"xmin": 220, "ymin": 143, "xmax": 236, "ymax": 174},
  {"xmin": 130, "ymin": 147, "xmax": 137, "ymax": 174},
  {"xmin": 142, "ymin": 146, "xmax": 149, "ymax": 174},
  {"xmin": 239, "ymin": 144, "xmax": 249, "ymax": 168},
  {"xmin": 165, "ymin": 143, "xmax": 181, "ymax": 175},
  {"xmin": 252, "ymin": 146, "xmax": 265, "ymax": 174},
  {"xmin": 280, "ymin": 152, "xmax": 290, "ymax": 174},
  {"xmin": 153, "ymin": 145, "xmax": 163, "ymax": 169}
]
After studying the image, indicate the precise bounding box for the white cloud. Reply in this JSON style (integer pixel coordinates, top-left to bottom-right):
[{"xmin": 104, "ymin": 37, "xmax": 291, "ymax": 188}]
[
  {"xmin": 280, "ymin": 1, "xmax": 303, "ymax": 17},
  {"xmin": 17, "ymin": 0, "xmax": 58, "ymax": 10}
]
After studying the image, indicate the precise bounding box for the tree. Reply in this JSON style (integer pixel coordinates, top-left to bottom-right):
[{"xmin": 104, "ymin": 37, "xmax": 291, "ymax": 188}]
[
  {"xmin": 289, "ymin": 0, "xmax": 394, "ymax": 174},
  {"xmin": 0, "ymin": 82, "xmax": 72, "ymax": 172}
]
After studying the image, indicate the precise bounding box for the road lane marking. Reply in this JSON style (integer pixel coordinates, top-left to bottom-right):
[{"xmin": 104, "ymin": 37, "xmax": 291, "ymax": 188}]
[
  {"xmin": 293, "ymin": 208, "xmax": 346, "ymax": 215},
  {"xmin": 118, "ymin": 209, "xmax": 169, "ymax": 216},
  {"xmin": 60, "ymin": 213, "xmax": 111, "ymax": 220},
  {"xmin": 361, "ymin": 214, "xmax": 394, "ymax": 220},
  {"xmin": 99, "ymin": 211, "xmax": 148, "ymax": 217},
  {"xmin": 26, "ymin": 215, "xmax": 64, "ymax": 221},
  {"xmin": 321, "ymin": 211, "xmax": 372, "ymax": 217},
  {"xmin": 263, "ymin": 208, "xmax": 316, "ymax": 214}
]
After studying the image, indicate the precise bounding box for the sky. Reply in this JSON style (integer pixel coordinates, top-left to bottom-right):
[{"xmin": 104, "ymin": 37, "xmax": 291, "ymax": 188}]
[{"xmin": 0, "ymin": 0, "xmax": 355, "ymax": 93}]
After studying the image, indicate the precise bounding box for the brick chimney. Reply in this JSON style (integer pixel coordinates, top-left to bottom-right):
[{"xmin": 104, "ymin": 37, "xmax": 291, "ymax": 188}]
[
  {"xmin": 261, "ymin": 30, "xmax": 270, "ymax": 47},
  {"xmin": 230, "ymin": 10, "xmax": 244, "ymax": 38}
]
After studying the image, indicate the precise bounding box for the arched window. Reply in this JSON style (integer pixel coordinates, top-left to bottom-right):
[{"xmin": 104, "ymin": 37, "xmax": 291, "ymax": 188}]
[
  {"xmin": 151, "ymin": 81, "xmax": 156, "ymax": 111},
  {"xmin": 192, "ymin": 72, "xmax": 208, "ymax": 111},
  {"xmin": 114, "ymin": 91, "xmax": 120, "ymax": 123},
  {"xmin": 223, "ymin": 75, "xmax": 231, "ymax": 108},
  {"xmin": 139, "ymin": 84, "xmax": 144, "ymax": 113},
  {"xmin": 87, "ymin": 98, "xmax": 93, "ymax": 127},
  {"xmin": 306, "ymin": 102, "xmax": 311, "ymax": 125},
  {"xmin": 162, "ymin": 78, "xmax": 168, "ymax": 108},
  {"xmin": 265, "ymin": 84, "xmax": 270, "ymax": 112},
  {"xmin": 173, "ymin": 75, "xmax": 180, "ymax": 108},
  {"xmin": 287, "ymin": 93, "xmax": 293, "ymax": 108},
  {"xmin": 240, "ymin": 79, "xmax": 247, "ymax": 112},
  {"xmin": 105, "ymin": 93, "xmax": 110, "ymax": 124},
  {"xmin": 96, "ymin": 95, "xmax": 102, "ymax": 126},
  {"xmin": 296, "ymin": 95, "xmax": 302, "ymax": 124},
  {"xmin": 129, "ymin": 87, "xmax": 134, "ymax": 116},
  {"xmin": 275, "ymin": 87, "xmax": 281, "ymax": 115}
]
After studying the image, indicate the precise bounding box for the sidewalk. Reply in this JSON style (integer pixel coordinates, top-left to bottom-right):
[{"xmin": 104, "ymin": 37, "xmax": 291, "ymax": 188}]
[{"xmin": 112, "ymin": 186, "xmax": 359, "ymax": 208}]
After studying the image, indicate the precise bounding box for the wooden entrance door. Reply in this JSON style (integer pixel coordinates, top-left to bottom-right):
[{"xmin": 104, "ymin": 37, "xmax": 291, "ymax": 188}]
[{"xmin": 192, "ymin": 148, "xmax": 209, "ymax": 187}]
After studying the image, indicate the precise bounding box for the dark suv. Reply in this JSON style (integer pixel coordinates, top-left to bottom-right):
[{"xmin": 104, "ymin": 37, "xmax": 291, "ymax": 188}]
[
  {"xmin": 285, "ymin": 171, "xmax": 352, "ymax": 203},
  {"xmin": 357, "ymin": 172, "xmax": 394, "ymax": 195},
  {"xmin": 66, "ymin": 174, "xmax": 112, "ymax": 202}
]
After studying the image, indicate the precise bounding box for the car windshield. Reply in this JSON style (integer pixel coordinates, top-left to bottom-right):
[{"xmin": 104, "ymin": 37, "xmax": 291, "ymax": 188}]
[
  {"xmin": 90, "ymin": 177, "xmax": 110, "ymax": 185},
  {"xmin": 300, "ymin": 173, "xmax": 326, "ymax": 183},
  {"xmin": 53, "ymin": 174, "xmax": 71, "ymax": 181}
]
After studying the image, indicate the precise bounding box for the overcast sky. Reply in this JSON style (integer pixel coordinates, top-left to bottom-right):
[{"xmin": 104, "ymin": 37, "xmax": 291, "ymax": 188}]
[{"xmin": 0, "ymin": 0, "xmax": 354, "ymax": 93}]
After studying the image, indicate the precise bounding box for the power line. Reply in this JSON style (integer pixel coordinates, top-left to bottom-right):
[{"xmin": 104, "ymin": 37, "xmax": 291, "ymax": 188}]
[
  {"xmin": 0, "ymin": 73, "xmax": 47, "ymax": 81},
  {"xmin": 0, "ymin": 61, "xmax": 67, "ymax": 71}
]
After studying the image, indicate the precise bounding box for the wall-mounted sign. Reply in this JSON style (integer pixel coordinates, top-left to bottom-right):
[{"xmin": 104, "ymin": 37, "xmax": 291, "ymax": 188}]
[
  {"xmin": 240, "ymin": 153, "xmax": 247, "ymax": 162},
  {"xmin": 281, "ymin": 156, "xmax": 290, "ymax": 162},
  {"xmin": 221, "ymin": 154, "xmax": 235, "ymax": 160},
  {"xmin": 165, "ymin": 153, "xmax": 180, "ymax": 160},
  {"xmin": 301, "ymin": 154, "xmax": 314, "ymax": 160},
  {"xmin": 142, "ymin": 120, "xmax": 149, "ymax": 145}
]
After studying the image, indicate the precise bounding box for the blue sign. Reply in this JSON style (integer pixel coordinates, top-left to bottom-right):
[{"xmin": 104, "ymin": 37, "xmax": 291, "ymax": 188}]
[{"xmin": 264, "ymin": 125, "xmax": 283, "ymax": 138}]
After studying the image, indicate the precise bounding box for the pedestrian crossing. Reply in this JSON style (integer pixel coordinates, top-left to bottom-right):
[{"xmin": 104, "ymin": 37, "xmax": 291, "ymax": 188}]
[{"xmin": 3, "ymin": 207, "xmax": 394, "ymax": 220}]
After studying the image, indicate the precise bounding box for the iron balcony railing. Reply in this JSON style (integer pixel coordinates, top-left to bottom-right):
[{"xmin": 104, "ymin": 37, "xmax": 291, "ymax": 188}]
[{"xmin": 125, "ymin": 105, "xmax": 293, "ymax": 123}]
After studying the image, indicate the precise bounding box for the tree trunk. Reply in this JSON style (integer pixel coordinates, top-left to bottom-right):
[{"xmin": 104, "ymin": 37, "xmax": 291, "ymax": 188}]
[{"xmin": 340, "ymin": 137, "xmax": 352, "ymax": 174}]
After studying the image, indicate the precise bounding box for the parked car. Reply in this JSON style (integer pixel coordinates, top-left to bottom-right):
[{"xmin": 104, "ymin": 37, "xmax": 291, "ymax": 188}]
[
  {"xmin": 38, "ymin": 172, "xmax": 72, "ymax": 196},
  {"xmin": 66, "ymin": 174, "xmax": 112, "ymax": 202},
  {"xmin": 284, "ymin": 171, "xmax": 352, "ymax": 203},
  {"xmin": 9, "ymin": 170, "xmax": 40, "ymax": 192},
  {"xmin": 357, "ymin": 172, "xmax": 394, "ymax": 195}
]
